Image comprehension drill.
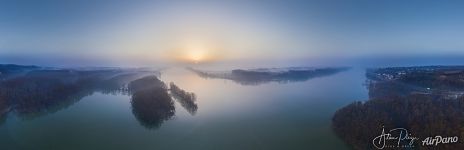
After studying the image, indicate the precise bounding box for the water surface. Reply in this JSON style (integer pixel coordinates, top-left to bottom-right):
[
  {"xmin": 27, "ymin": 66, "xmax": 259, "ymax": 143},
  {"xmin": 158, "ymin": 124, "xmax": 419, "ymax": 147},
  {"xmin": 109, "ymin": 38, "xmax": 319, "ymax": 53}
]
[{"xmin": 0, "ymin": 68, "xmax": 368, "ymax": 150}]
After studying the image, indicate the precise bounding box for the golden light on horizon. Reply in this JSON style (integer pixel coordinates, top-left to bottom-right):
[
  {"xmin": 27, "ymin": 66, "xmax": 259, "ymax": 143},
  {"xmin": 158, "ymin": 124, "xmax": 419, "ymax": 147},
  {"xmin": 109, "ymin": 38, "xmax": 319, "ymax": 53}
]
[
  {"xmin": 186, "ymin": 44, "xmax": 207, "ymax": 63},
  {"xmin": 189, "ymin": 52, "xmax": 203, "ymax": 64},
  {"xmin": 165, "ymin": 38, "xmax": 224, "ymax": 64}
]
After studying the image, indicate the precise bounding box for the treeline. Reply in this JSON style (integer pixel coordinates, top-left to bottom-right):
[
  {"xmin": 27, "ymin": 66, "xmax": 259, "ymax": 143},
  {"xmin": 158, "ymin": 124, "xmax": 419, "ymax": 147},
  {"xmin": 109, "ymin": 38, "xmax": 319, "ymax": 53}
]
[
  {"xmin": 365, "ymin": 66, "xmax": 464, "ymax": 101},
  {"xmin": 334, "ymin": 66, "xmax": 464, "ymax": 149},
  {"xmin": 333, "ymin": 94, "xmax": 464, "ymax": 150},
  {"xmin": 170, "ymin": 82, "xmax": 197, "ymax": 115},
  {"xmin": 128, "ymin": 76, "xmax": 175, "ymax": 129},
  {"xmin": 0, "ymin": 64, "xmax": 39, "ymax": 77},
  {"xmin": 188, "ymin": 67, "xmax": 350, "ymax": 85},
  {"xmin": 0, "ymin": 69, "xmax": 145, "ymax": 122},
  {"xmin": 398, "ymin": 71, "xmax": 464, "ymax": 90},
  {"xmin": 0, "ymin": 65, "xmax": 197, "ymax": 129},
  {"xmin": 367, "ymin": 66, "xmax": 464, "ymax": 90}
]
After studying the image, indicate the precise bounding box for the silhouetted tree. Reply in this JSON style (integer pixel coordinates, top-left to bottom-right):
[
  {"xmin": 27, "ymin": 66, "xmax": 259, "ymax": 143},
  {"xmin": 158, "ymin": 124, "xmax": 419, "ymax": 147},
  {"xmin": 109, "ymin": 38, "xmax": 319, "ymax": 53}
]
[
  {"xmin": 170, "ymin": 82, "xmax": 198, "ymax": 115},
  {"xmin": 129, "ymin": 76, "xmax": 175, "ymax": 129}
]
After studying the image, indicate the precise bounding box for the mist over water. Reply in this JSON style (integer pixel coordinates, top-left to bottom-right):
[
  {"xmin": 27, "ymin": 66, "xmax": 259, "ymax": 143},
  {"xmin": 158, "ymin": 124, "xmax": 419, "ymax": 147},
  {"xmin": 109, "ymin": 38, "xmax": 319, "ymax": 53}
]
[
  {"xmin": 1, "ymin": 0, "xmax": 464, "ymax": 149},
  {"xmin": 0, "ymin": 64, "xmax": 368, "ymax": 150}
]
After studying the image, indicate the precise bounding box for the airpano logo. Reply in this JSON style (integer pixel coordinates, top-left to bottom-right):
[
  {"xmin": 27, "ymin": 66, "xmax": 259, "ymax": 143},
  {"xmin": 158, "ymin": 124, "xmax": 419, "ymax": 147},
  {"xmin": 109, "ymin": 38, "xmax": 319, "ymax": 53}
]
[
  {"xmin": 422, "ymin": 136, "xmax": 458, "ymax": 146},
  {"xmin": 372, "ymin": 126, "xmax": 459, "ymax": 149}
]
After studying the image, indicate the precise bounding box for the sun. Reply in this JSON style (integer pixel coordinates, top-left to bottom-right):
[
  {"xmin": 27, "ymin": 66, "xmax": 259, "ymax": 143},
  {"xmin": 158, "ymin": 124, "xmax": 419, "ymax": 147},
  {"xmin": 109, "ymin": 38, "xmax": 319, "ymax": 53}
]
[
  {"xmin": 184, "ymin": 42, "xmax": 209, "ymax": 64},
  {"xmin": 189, "ymin": 50, "xmax": 204, "ymax": 63},
  {"xmin": 166, "ymin": 38, "xmax": 222, "ymax": 64}
]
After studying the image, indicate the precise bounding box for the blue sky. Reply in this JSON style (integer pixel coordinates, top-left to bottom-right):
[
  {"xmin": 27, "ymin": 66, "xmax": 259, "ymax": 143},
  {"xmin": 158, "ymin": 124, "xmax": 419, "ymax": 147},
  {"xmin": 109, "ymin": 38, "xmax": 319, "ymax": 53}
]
[{"xmin": 1, "ymin": 0, "xmax": 464, "ymax": 67}]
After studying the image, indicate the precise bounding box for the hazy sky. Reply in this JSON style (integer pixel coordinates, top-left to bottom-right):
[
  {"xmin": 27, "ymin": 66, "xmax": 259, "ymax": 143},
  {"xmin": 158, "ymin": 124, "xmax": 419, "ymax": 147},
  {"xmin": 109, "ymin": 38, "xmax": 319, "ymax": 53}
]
[{"xmin": 1, "ymin": 0, "xmax": 464, "ymax": 67}]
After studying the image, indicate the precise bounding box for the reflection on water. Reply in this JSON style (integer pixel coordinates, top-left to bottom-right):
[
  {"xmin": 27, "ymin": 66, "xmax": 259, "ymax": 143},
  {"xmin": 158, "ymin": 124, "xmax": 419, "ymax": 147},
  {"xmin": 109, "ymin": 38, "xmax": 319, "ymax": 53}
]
[
  {"xmin": 0, "ymin": 65, "xmax": 199, "ymax": 130},
  {"xmin": 333, "ymin": 67, "xmax": 464, "ymax": 150},
  {"xmin": 188, "ymin": 67, "xmax": 350, "ymax": 85},
  {"xmin": 0, "ymin": 69, "xmax": 149, "ymax": 120},
  {"xmin": 170, "ymin": 82, "xmax": 198, "ymax": 115},
  {"xmin": 0, "ymin": 94, "xmax": 6, "ymax": 125},
  {"xmin": 128, "ymin": 76, "xmax": 175, "ymax": 129},
  {"xmin": 0, "ymin": 65, "xmax": 368, "ymax": 149},
  {"xmin": 0, "ymin": 66, "xmax": 161, "ymax": 123}
]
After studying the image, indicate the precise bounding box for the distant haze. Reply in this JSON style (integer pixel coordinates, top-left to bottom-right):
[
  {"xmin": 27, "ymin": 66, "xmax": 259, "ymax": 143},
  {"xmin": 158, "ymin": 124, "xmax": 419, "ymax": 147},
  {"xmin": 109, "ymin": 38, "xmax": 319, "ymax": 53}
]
[{"xmin": 1, "ymin": 0, "xmax": 464, "ymax": 67}]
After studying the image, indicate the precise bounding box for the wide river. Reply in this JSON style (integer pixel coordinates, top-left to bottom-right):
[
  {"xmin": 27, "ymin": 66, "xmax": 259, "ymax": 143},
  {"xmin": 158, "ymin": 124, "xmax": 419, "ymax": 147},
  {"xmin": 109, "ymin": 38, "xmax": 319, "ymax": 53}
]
[{"xmin": 0, "ymin": 67, "xmax": 368, "ymax": 150}]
